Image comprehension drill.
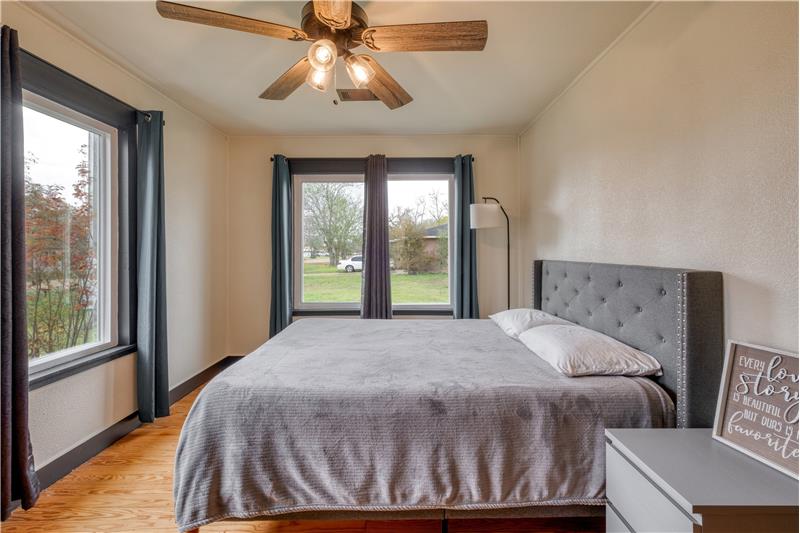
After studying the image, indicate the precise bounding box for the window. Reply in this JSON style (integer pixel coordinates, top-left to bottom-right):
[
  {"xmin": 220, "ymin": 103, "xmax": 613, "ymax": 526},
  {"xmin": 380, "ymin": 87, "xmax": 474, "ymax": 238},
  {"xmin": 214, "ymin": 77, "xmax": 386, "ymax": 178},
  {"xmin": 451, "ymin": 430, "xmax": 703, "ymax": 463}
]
[
  {"xmin": 23, "ymin": 91, "xmax": 118, "ymax": 371},
  {"xmin": 19, "ymin": 49, "xmax": 137, "ymax": 388},
  {"xmin": 295, "ymin": 174, "xmax": 364, "ymax": 308},
  {"xmin": 387, "ymin": 176, "xmax": 453, "ymax": 308},
  {"xmin": 292, "ymin": 160, "xmax": 454, "ymax": 313}
]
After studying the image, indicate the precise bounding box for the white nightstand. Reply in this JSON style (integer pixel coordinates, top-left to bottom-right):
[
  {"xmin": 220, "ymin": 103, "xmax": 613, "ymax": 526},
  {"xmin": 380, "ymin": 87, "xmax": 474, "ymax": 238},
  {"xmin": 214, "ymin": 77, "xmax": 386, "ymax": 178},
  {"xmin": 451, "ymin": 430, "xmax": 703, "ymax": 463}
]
[{"xmin": 605, "ymin": 428, "xmax": 798, "ymax": 533}]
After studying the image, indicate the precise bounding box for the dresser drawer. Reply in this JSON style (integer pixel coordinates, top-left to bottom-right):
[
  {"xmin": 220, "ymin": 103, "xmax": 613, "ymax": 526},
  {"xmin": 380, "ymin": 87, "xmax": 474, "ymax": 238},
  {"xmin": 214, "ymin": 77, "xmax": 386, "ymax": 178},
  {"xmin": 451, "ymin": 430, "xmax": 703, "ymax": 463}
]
[{"xmin": 606, "ymin": 442, "xmax": 696, "ymax": 533}]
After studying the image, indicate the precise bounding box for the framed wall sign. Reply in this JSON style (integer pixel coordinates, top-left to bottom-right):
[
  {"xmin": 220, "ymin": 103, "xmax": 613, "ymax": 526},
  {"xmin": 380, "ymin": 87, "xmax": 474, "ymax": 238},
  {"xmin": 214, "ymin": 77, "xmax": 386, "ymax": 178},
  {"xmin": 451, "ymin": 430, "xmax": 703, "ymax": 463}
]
[{"xmin": 713, "ymin": 341, "xmax": 799, "ymax": 478}]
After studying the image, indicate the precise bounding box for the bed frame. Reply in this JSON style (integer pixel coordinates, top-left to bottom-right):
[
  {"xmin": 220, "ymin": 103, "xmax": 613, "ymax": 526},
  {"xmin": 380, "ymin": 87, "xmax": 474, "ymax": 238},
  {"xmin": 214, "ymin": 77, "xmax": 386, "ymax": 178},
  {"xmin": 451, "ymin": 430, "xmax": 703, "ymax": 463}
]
[
  {"xmin": 533, "ymin": 260, "xmax": 724, "ymax": 428},
  {"xmin": 186, "ymin": 260, "xmax": 724, "ymax": 532}
]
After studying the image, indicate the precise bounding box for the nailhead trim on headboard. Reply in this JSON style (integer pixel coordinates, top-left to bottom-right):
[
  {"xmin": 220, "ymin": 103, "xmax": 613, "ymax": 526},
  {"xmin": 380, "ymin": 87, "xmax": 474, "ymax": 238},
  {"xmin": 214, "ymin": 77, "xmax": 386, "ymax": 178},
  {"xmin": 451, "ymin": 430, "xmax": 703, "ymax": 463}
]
[{"xmin": 676, "ymin": 272, "xmax": 687, "ymax": 428}]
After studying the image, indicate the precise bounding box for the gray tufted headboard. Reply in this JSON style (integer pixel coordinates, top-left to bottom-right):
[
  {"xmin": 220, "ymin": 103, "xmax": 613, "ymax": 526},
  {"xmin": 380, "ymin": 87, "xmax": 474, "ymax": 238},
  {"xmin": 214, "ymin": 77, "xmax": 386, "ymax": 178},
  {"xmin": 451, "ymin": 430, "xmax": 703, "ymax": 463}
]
[{"xmin": 532, "ymin": 260, "xmax": 724, "ymax": 428}]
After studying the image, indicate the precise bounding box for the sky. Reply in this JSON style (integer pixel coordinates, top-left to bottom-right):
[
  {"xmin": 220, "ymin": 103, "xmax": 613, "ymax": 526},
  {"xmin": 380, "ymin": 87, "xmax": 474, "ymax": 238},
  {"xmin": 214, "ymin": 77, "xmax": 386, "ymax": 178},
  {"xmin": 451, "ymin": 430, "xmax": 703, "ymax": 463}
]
[
  {"xmin": 387, "ymin": 180, "xmax": 448, "ymax": 216},
  {"xmin": 303, "ymin": 178, "xmax": 449, "ymax": 218},
  {"xmin": 23, "ymin": 105, "xmax": 91, "ymax": 205}
]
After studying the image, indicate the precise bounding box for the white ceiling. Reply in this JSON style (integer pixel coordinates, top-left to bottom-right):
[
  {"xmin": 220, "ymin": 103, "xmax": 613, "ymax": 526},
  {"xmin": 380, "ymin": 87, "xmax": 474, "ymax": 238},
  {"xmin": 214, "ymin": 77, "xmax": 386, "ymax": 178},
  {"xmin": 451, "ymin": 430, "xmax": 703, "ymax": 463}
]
[{"xmin": 33, "ymin": 1, "xmax": 649, "ymax": 135}]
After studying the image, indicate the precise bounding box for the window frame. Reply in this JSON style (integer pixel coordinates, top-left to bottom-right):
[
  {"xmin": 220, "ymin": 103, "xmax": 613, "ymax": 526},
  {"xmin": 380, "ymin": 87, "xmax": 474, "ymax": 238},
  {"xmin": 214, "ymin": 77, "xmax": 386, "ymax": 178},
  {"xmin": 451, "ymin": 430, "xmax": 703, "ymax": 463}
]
[
  {"xmin": 20, "ymin": 49, "xmax": 139, "ymax": 389},
  {"xmin": 289, "ymin": 158, "xmax": 455, "ymax": 315},
  {"xmin": 23, "ymin": 90, "xmax": 120, "ymax": 374}
]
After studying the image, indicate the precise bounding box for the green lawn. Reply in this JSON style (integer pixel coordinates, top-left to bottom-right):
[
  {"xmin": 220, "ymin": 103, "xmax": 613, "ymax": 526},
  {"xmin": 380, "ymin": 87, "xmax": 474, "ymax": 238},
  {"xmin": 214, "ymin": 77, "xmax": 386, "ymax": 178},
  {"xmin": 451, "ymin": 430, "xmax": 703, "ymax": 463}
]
[
  {"xmin": 303, "ymin": 262, "xmax": 339, "ymax": 274},
  {"xmin": 302, "ymin": 262, "xmax": 448, "ymax": 304}
]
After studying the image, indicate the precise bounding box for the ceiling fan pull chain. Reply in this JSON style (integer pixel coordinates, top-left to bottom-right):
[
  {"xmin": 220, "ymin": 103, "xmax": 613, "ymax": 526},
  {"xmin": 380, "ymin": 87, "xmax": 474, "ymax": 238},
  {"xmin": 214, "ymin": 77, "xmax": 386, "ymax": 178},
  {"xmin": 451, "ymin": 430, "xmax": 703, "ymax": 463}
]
[{"xmin": 332, "ymin": 66, "xmax": 338, "ymax": 106}]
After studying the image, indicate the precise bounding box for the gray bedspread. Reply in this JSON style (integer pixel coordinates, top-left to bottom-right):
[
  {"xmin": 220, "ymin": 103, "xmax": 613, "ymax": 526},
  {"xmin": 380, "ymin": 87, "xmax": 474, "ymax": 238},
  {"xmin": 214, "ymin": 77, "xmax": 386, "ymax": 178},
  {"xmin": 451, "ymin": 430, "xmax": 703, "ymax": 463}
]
[{"xmin": 174, "ymin": 319, "xmax": 674, "ymax": 531}]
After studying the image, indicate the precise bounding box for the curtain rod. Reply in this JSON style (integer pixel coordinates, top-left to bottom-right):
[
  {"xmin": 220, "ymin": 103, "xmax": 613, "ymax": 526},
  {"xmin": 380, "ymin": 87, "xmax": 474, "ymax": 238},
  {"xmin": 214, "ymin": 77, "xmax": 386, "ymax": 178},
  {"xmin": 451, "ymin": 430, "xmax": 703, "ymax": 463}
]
[
  {"xmin": 141, "ymin": 112, "xmax": 165, "ymax": 126},
  {"xmin": 269, "ymin": 156, "xmax": 474, "ymax": 162}
]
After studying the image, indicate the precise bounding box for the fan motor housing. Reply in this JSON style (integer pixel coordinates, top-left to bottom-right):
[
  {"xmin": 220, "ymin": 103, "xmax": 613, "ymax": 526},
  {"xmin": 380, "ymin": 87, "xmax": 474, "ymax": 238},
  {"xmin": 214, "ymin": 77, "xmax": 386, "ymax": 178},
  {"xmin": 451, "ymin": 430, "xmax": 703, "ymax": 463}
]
[{"xmin": 301, "ymin": 1, "xmax": 368, "ymax": 53}]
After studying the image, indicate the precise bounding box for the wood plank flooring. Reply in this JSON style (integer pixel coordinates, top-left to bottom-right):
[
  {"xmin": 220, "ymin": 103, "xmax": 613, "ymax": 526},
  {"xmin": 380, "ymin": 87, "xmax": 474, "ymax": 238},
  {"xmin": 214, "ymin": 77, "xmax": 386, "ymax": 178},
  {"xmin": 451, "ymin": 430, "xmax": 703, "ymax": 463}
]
[{"xmin": 5, "ymin": 385, "xmax": 603, "ymax": 533}]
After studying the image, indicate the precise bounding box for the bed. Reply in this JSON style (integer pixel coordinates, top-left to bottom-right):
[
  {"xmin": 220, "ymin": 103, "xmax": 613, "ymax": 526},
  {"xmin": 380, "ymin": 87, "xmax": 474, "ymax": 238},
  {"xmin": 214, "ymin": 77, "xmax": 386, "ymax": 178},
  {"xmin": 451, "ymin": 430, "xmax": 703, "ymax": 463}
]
[{"xmin": 173, "ymin": 260, "xmax": 723, "ymax": 532}]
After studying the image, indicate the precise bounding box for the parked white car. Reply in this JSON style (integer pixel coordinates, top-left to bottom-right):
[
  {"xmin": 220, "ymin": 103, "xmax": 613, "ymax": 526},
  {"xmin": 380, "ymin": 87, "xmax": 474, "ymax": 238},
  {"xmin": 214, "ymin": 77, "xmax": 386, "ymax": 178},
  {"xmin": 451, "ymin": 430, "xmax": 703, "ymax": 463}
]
[{"xmin": 337, "ymin": 255, "xmax": 363, "ymax": 272}]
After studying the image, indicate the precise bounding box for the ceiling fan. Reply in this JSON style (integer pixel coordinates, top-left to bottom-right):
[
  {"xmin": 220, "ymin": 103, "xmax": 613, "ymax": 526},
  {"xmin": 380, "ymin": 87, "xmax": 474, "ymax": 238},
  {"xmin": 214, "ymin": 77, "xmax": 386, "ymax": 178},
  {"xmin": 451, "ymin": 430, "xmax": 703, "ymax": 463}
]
[{"xmin": 155, "ymin": 1, "xmax": 488, "ymax": 110}]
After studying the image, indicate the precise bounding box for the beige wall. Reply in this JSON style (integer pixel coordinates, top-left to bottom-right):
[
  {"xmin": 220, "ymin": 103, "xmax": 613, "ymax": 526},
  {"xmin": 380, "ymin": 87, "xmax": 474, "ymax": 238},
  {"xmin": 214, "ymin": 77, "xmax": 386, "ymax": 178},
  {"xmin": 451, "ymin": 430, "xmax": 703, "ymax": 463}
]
[
  {"xmin": 3, "ymin": 2, "xmax": 230, "ymax": 467},
  {"xmin": 227, "ymin": 135, "xmax": 519, "ymax": 355},
  {"xmin": 518, "ymin": 2, "xmax": 798, "ymax": 352}
]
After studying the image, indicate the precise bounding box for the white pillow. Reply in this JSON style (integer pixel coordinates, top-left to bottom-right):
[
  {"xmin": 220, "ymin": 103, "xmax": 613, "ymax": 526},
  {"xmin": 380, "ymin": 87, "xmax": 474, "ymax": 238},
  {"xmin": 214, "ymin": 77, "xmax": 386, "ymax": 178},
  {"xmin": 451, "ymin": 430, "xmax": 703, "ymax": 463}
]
[
  {"xmin": 489, "ymin": 308, "xmax": 572, "ymax": 339},
  {"xmin": 518, "ymin": 324, "xmax": 663, "ymax": 377}
]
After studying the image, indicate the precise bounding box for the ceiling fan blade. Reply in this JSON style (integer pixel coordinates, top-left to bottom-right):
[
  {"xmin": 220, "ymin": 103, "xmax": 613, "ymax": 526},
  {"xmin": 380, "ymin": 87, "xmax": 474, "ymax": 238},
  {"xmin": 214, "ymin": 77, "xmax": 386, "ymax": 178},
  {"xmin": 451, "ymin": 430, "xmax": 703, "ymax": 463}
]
[
  {"xmin": 355, "ymin": 20, "xmax": 488, "ymax": 52},
  {"xmin": 313, "ymin": 0, "xmax": 352, "ymax": 30},
  {"xmin": 362, "ymin": 56, "xmax": 412, "ymax": 110},
  {"xmin": 337, "ymin": 88, "xmax": 379, "ymax": 102},
  {"xmin": 260, "ymin": 57, "xmax": 311, "ymax": 100},
  {"xmin": 156, "ymin": 1, "xmax": 308, "ymax": 42}
]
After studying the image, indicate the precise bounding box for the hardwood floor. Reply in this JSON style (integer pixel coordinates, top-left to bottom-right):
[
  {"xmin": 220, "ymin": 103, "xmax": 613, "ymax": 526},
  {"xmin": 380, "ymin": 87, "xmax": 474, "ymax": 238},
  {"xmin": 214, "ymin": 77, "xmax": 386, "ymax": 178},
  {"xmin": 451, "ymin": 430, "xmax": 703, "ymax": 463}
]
[{"xmin": 6, "ymin": 385, "xmax": 603, "ymax": 533}]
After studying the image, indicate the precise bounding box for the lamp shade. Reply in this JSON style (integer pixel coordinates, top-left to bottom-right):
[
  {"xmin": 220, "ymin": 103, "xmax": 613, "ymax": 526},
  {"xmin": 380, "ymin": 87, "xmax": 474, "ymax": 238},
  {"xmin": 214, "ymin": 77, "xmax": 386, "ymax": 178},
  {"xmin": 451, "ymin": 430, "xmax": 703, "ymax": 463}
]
[
  {"xmin": 308, "ymin": 39, "xmax": 337, "ymax": 71},
  {"xmin": 470, "ymin": 203, "xmax": 504, "ymax": 229},
  {"xmin": 344, "ymin": 53, "xmax": 376, "ymax": 88},
  {"xmin": 306, "ymin": 67, "xmax": 333, "ymax": 92}
]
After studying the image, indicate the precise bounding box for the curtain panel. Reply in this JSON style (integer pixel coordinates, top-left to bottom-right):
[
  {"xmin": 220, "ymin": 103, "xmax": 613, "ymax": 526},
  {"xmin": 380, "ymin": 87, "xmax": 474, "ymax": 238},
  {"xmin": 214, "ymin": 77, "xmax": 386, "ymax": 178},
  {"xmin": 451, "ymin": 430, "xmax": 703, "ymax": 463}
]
[
  {"xmin": 136, "ymin": 110, "xmax": 170, "ymax": 423},
  {"xmin": 454, "ymin": 155, "xmax": 479, "ymax": 319},
  {"xmin": 1, "ymin": 25, "xmax": 41, "ymax": 520},
  {"xmin": 361, "ymin": 154, "xmax": 392, "ymax": 319},
  {"xmin": 269, "ymin": 155, "xmax": 293, "ymax": 337}
]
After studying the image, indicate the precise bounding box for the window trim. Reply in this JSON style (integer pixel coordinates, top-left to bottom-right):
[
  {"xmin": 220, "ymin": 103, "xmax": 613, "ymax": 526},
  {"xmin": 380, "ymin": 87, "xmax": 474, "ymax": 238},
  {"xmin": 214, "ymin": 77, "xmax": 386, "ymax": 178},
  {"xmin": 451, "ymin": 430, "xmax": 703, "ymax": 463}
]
[
  {"xmin": 288, "ymin": 157, "xmax": 454, "ymax": 176},
  {"xmin": 290, "ymin": 162, "xmax": 456, "ymax": 314},
  {"xmin": 20, "ymin": 49, "xmax": 139, "ymax": 387},
  {"xmin": 23, "ymin": 91, "xmax": 120, "ymax": 374},
  {"xmin": 293, "ymin": 308, "xmax": 454, "ymax": 317}
]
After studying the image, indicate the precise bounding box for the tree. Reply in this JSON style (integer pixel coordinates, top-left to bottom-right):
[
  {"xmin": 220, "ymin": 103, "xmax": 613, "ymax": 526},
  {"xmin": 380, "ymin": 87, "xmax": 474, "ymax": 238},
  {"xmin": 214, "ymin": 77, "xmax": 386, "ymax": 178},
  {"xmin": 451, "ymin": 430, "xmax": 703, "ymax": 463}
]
[
  {"xmin": 25, "ymin": 146, "xmax": 97, "ymax": 359},
  {"xmin": 388, "ymin": 186, "xmax": 448, "ymax": 274},
  {"xmin": 396, "ymin": 217, "xmax": 426, "ymax": 274},
  {"xmin": 389, "ymin": 205, "xmax": 420, "ymax": 228},
  {"xmin": 303, "ymin": 183, "xmax": 363, "ymax": 265},
  {"xmin": 426, "ymin": 189, "xmax": 448, "ymax": 224}
]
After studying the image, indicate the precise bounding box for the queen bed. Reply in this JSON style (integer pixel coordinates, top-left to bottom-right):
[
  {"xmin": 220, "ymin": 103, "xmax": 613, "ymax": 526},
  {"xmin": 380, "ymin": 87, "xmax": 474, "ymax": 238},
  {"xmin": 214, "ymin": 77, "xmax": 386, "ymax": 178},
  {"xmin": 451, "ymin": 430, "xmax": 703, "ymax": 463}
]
[{"xmin": 173, "ymin": 260, "xmax": 723, "ymax": 532}]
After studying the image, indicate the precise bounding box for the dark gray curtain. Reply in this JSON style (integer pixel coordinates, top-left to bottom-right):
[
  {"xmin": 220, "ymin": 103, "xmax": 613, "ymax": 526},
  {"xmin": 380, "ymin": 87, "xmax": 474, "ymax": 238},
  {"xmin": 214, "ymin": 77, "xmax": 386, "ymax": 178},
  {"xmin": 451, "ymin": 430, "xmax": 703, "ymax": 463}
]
[
  {"xmin": 361, "ymin": 155, "xmax": 391, "ymax": 319},
  {"xmin": 269, "ymin": 155, "xmax": 292, "ymax": 337},
  {"xmin": 454, "ymin": 155, "xmax": 479, "ymax": 319},
  {"xmin": 1, "ymin": 25, "xmax": 40, "ymax": 520},
  {"xmin": 136, "ymin": 111, "xmax": 169, "ymax": 423}
]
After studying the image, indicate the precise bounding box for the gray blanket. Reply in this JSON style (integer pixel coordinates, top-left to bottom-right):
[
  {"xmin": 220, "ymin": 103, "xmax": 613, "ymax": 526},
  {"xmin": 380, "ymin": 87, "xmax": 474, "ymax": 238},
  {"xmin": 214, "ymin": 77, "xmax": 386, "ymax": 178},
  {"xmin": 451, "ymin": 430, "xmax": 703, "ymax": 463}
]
[{"xmin": 174, "ymin": 319, "xmax": 674, "ymax": 531}]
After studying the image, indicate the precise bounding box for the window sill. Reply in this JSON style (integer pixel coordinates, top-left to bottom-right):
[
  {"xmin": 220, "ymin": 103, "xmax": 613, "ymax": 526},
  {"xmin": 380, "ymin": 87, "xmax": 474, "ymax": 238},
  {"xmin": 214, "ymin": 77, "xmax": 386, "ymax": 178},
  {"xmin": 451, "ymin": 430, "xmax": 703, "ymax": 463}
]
[
  {"xmin": 29, "ymin": 344, "xmax": 136, "ymax": 391},
  {"xmin": 394, "ymin": 308, "xmax": 453, "ymax": 316},
  {"xmin": 293, "ymin": 308, "xmax": 454, "ymax": 317}
]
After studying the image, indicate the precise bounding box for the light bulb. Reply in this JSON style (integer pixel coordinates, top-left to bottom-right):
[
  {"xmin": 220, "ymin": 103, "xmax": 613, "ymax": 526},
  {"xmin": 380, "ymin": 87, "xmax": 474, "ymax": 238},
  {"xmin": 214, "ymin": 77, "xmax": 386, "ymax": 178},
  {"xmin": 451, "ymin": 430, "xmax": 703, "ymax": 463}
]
[
  {"xmin": 352, "ymin": 64, "xmax": 368, "ymax": 82},
  {"xmin": 308, "ymin": 39, "xmax": 337, "ymax": 71},
  {"xmin": 306, "ymin": 67, "xmax": 333, "ymax": 92},
  {"xmin": 314, "ymin": 47, "xmax": 331, "ymax": 64},
  {"xmin": 344, "ymin": 54, "xmax": 376, "ymax": 89}
]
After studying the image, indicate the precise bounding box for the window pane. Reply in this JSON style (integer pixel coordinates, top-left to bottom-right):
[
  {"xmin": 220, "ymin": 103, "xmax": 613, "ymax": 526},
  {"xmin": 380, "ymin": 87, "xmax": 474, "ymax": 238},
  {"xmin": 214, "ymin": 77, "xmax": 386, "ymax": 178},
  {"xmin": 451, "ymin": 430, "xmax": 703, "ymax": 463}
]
[
  {"xmin": 301, "ymin": 181, "xmax": 364, "ymax": 303},
  {"xmin": 388, "ymin": 180, "xmax": 450, "ymax": 305},
  {"xmin": 23, "ymin": 106, "xmax": 106, "ymax": 361}
]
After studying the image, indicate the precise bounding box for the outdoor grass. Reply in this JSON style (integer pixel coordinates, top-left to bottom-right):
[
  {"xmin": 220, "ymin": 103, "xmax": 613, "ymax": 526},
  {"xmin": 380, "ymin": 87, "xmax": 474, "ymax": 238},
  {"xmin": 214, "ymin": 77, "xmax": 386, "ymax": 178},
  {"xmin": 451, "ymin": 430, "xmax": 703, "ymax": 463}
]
[
  {"xmin": 302, "ymin": 264, "xmax": 449, "ymax": 304},
  {"xmin": 303, "ymin": 262, "xmax": 339, "ymax": 274}
]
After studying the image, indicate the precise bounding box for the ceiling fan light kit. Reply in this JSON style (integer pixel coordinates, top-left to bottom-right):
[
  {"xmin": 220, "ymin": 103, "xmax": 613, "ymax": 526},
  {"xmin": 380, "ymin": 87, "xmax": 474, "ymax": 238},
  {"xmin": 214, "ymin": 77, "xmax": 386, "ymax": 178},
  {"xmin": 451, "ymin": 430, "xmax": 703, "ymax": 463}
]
[
  {"xmin": 155, "ymin": 0, "xmax": 488, "ymax": 110},
  {"xmin": 306, "ymin": 67, "xmax": 334, "ymax": 92},
  {"xmin": 308, "ymin": 39, "xmax": 337, "ymax": 71},
  {"xmin": 344, "ymin": 53, "xmax": 375, "ymax": 89}
]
